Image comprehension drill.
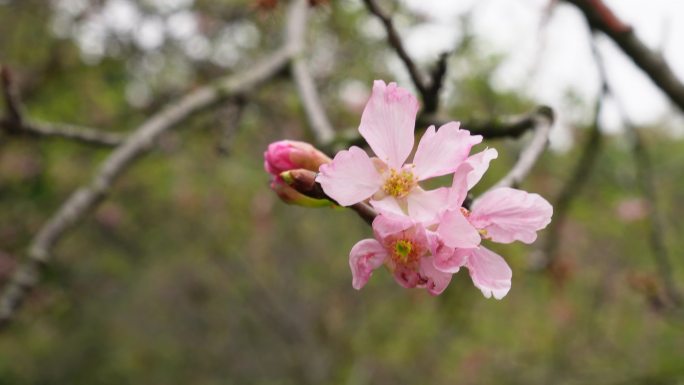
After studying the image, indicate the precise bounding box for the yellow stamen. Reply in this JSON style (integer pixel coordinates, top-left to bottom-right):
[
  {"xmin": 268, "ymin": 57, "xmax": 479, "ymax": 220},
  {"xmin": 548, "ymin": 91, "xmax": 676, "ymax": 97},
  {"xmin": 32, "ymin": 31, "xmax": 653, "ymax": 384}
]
[{"xmin": 382, "ymin": 169, "xmax": 416, "ymax": 198}]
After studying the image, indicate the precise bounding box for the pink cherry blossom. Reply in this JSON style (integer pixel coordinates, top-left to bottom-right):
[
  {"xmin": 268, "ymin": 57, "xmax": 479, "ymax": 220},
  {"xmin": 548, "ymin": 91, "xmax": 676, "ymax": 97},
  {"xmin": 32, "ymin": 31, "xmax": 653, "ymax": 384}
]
[
  {"xmin": 317, "ymin": 80, "xmax": 482, "ymax": 223},
  {"xmin": 432, "ymin": 155, "xmax": 553, "ymax": 299},
  {"xmin": 349, "ymin": 213, "xmax": 453, "ymax": 295}
]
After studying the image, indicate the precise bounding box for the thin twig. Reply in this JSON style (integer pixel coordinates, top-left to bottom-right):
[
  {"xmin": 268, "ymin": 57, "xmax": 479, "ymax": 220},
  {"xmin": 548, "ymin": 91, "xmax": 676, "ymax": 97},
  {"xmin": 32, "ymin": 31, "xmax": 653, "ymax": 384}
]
[
  {"xmin": 591, "ymin": 36, "xmax": 682, "ymax": 308},
  {"xmin": 288, "ymin": 3, "xmax": 336, "ymax": 145},
  {"xmin": 1, "ymin": 66, "xmax": 23, "ymax": 126},
  {"xmin": 489, "ymin": 107, "xmax": 555, "ymax": 190},
  {"xmin": 421, "ymin": 106, "xmax": 555, "ymax": 139},
  {"xmin": 1, "ymin": 65, "xmax": 126, "ymax": 147},
  {"xmin": 216, "ymin": 97, "xmax": 247, "ymax": 156},
  {"xmin": 361, "ymin": 0, "xmax": 428, "ymax": 98},
  {"xmin": 331, "ymin": 106, "xmax": 555, "ymax": 154},
  {"xmin": 542, "ymin": 37, "xmax": 606, "ymax": 269},
  {"xmin": 564, "ymin": 0, "xmax": 684, "ymax": 113},
  {"xmin": 3, "ymin": 119, "xmax": 126, "ymax": 147},
  {"xmin": 0, "ymin": 0, "xmax": 308, "ymax": 328}
]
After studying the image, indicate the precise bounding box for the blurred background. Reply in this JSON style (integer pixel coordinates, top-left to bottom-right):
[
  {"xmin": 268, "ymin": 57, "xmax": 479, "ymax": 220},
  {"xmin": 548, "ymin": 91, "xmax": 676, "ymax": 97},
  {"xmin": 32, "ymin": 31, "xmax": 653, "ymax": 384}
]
[{"xmin": 1, "ymin": 0, "xmax": 684, "ymax": 383}]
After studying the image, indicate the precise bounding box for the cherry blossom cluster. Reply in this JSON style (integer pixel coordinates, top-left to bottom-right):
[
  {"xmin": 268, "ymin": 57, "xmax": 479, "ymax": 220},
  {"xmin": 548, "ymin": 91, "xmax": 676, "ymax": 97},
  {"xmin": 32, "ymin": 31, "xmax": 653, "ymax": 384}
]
[{"xmin": 265, "ymin": 80, "xmax": 552, "ymax": 299}]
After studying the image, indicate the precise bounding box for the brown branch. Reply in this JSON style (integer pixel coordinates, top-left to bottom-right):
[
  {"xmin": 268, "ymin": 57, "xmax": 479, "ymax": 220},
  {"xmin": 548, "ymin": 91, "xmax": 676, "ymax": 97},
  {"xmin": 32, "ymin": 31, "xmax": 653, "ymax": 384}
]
[
  {"xmin": 1, "ymin": 66, "xmax": 23, "ymax": 126},
  {"xmin": 331, "ymin": 106, "xmax": 555, "ymax": 155},
  {"xmin": 0, "ymin": 0, "xmax": 308, "ymax": 328},
  {"xmin": 564, "ymin": 0, "xmax": 684, "ymax": 113},
  {"xmin": 361, "ymin": 0, "xmax": 428, "ymax": 99},
  {"xmin": 488, "ymin": 106, "xmax": 555, "ymax": 190},
  {"xmin": 421, "ymin": 106, "xmax": 555, "ymax": 139}
]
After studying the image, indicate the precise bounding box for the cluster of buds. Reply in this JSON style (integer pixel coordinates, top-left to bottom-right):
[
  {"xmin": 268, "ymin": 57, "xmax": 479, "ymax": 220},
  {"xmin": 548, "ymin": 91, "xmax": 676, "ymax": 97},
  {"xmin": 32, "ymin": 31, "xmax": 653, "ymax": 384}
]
[
  {"xmin": 264, "ymin": 81, "xmax": 553, "ymax": 298},
  {"xmin": 264, "ymin": 140, "xmax": 332, "ymax": 207}
]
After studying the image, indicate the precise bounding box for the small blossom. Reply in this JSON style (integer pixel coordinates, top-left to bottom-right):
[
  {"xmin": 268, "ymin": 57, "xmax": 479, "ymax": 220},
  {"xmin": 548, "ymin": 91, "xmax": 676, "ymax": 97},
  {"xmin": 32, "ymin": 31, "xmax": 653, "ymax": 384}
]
[
  {"xmin": 317, "ymin": 80, "xmax": 482, "ymax": 223},
  {"xmin": 434, "ymin": 161, "xmax": 553, "ymax": 299},
  {"xmin": 349, "ymin": 213, "xmax": 452, "ymax": 295}
]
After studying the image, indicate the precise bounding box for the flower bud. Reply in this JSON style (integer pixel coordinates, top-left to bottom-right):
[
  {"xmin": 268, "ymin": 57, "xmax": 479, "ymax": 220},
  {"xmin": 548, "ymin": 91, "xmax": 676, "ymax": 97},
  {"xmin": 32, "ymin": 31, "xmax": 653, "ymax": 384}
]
[
  {"xmin": 264, "ymin": 140, "xmax": 331, "ymax": 178},
  {"xmin": 270, "ymin": 179, "xmax": 331, "ymax": 208},
  {"xmin": 280, "ymin": 169, "xmax": 328, "ymax": 200}
]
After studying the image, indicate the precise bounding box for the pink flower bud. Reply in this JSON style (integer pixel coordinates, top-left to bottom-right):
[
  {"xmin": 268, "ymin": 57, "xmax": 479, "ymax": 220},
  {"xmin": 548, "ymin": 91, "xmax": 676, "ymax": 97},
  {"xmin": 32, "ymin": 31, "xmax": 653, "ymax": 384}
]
[{"xmin": 263, "ymin": 140, "xmax": 331, "ymax": 178}]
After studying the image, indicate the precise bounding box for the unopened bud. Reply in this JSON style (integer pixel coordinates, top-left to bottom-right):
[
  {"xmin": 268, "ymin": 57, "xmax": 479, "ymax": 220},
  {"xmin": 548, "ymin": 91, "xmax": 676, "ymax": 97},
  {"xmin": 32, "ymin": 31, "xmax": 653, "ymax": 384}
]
[
  {"xmin": 280, "ymin": 169, "xmax": 328, "ymax": 200},
  {"xmin": 270, "ymin": 179, "xmax": 331, "ymax": 208},
  {"xmin": 264, "ymin": 140, "xmax": 331, "ymax": 178}
]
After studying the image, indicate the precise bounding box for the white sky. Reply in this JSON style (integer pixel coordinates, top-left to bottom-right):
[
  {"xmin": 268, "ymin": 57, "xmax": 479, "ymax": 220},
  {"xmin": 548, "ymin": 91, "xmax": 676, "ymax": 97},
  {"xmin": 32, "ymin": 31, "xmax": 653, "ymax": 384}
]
[{"xmin": 399, "ymin": 0, "xmax": 684, "ymax": 150}]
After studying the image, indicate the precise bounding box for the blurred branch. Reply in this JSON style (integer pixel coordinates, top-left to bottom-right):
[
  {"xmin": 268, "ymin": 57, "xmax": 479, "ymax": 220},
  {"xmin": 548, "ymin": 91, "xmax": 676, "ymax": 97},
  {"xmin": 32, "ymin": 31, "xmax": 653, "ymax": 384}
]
[
  {"xmin": 564, "ymin": 0, "xmax": 684, "ymax": 113},
  {"xmin": 216, "ymin": 97, "xmax": 247, "ymax": 156},
  {"xmin": 1, "ymin": 66, "xmax": 125, "ymax": 147},
  {"xmin": 490, "ymin": 106, "xmax": 555, "ymax": 190},
  {"xmin": 288, "ymin": 0, "xmax": 336, "ymax": 146},
  {"xmin": 1, "ymin": 66, "xmax": 23, "ymax": 126},
  {"xmin": 0, "ymin": 0, "xmax": 308, "ymax": 329},
  {"xmin": 421, "ymin": 105, "xmax": 555, "ymax": 139},
  {"xmin": 362, "ymin": 0, "xmax": 427, "ymax": 97},
  {"xmin": 588, "ymin": 36, "xmax": 682, "ymax": 308},
  {"xmin": 627, "ymin": 120, "xmax": 682, "ymax": 308},
  {"xmin": 541, "ymin": 38, "xmax": 606, "ymax": 270},
  {"xmin": 361, "ymin": 0, "xmax": 447, "ymax": 114},
  {"xmin": 332, "ymin": 106, "xmax": 555, "ymax": 154}
]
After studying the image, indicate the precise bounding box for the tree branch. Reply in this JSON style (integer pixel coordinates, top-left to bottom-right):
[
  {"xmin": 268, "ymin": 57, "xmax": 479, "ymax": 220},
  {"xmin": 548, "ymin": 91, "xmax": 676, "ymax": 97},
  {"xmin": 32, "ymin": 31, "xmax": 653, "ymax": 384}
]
[
  {"xmin": 331, "ymin": 106, "xmax": 555, "ymax": 154},
  {"xmin": 420, "ymin": 105, "xmax": 555, "ymax": 139},
  {"xmin": 2, "ymin": 119, "xmax": 126, "ymax": 147},
  {"xmin": 542, "ymin": 37, "xmax": 606, "ymax": 270},
  {"xmin": 288, "ymin": 2, "xmax": 336, "ymax": 146},
  {"xmin": 564, "ymin": 0, "xmax": 684, "ymax": 113},
  {"xmin": 0, "ymin": 0, "xmax": 308, "ymax": 328},
  {"xmin": 361, "ymin": 0, "xmax": 428, "ymax": 98},
  {"xmin": 488, "ymin": 106, "xmax": 555, "ymax": 190},
  {"xmin": 1, "ymin": 66, "xmax": 126, "ymax": 147}
]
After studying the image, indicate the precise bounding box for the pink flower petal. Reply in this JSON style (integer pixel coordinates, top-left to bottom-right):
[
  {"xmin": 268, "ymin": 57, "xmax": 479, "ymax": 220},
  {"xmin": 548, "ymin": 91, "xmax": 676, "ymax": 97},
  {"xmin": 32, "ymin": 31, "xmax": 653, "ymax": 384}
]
[
  {"xmin": 419, "ymin": 256, "xmax": 453, "ymax": 295},
  {"xmin": 317, "ymin": 146, "xmax": 382, "ymax": 206},
  {"xmin": 436, "ymin": 208, "xmax": 481, "ymax": 249},
  {"xmin": 406, "ymin": 187, "xmax": 450, "ymax": 225},
  {"xmin": 371, "ymin": 212, "xmax": 415, "ymax": 242},
  {"xmin": 393, "ymin": 264, "xmax": 420, "ymax": 289},
  {"xmin": 470, "ymin": 187, "xmax": 553, "ymax": 244},
  {"xmin": 465, "ymin": 148, "xmax": 498, "ymax": 190},
  {"xmin": 358, "ymin": 81, "xmax": 419, "ymax": 169},
  {"xmin": 432, "ymin": 238, "xmax": 471, "ymax": 274},
  {"xmin": 413, "ymin": 122, "xmax": 483, "ymax": 180},
  {"xmin": 447, "ymin": 162, "xmax": 474, "ymax": 209},
  {"xmin": 466, "ymin": 246, "xmax": 512, "ymax": 299},
  {"xmin": 370, "ymin": 196, "xmax": 405, "ymax": 218},
  {"xmin": 349, "ymin": 239, "xmax": 388, "ymax": 289}
]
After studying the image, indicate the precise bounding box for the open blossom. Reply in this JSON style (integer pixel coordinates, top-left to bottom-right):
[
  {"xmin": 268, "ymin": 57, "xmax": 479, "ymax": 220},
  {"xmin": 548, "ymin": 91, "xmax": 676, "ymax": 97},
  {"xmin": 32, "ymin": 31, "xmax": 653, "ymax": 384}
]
[
  {"xmin": 432, "ymin": 162, "xmax": 553, "ymax": 299},
  {"xmin": 317, "ymin": 80, "xmax": 482, "ymax": 223},
  {"xmin": 350, "ymin": 213, "xmax": 452, "ymax": 295}
]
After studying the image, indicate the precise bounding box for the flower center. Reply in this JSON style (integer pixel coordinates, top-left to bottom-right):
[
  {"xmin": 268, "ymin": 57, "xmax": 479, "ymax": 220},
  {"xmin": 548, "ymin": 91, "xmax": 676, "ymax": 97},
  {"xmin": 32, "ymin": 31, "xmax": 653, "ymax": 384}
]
[
  {"xmin": 382, "ymin": 168, "xmax": 416, "ymax": 198},
  {"xmin": 391, "ymin": 239, "xmax": 420, "ymax": 265}
]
